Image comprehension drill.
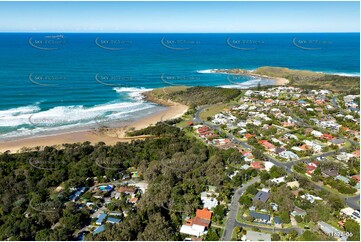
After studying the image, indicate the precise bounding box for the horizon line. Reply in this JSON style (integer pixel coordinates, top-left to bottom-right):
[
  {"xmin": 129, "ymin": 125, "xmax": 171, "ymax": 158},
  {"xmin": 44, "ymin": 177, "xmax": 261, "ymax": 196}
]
[{"xmin": 0, "ymin": 32, "xmax": 360, "ymax": 34}]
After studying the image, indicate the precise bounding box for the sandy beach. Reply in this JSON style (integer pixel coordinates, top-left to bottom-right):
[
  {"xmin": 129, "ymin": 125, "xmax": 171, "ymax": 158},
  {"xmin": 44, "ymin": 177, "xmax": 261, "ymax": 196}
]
[{"xmin": 0, "ymin": 98, "xmax": 188, "ymax": 154}]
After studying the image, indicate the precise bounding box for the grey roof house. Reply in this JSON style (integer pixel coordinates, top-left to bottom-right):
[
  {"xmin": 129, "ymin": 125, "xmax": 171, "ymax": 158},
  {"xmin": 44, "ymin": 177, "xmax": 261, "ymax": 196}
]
[
  {"xmin": 250, "ymin": 211, "xmax": 271, "ymax": 223},
  {"xmin": 253, "ymin": 191, "xmax": 270, "ymax": 203}
]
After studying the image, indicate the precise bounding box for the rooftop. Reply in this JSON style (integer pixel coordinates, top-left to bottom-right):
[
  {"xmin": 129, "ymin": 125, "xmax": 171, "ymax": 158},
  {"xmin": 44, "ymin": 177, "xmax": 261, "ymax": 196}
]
[{"xmin": 253, "ymin": 191, "xmax": 270, "ymax": 203}]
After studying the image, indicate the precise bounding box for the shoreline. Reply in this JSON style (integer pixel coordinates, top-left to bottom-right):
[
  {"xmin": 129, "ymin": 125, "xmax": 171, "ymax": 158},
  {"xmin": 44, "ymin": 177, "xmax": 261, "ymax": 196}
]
[
  {"xmin": 0, "ymin": 96, "xmax": 189, "ymax": 154},
  {"xmin": 214, "ymin": 68, "xmax": 290, "ymax": 86}
]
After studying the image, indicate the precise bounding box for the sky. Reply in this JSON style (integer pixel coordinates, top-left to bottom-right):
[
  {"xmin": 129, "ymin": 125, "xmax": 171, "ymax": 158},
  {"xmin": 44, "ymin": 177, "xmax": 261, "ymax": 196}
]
[{"xmin": 0, "ymin": 1, "xmax": 359, "ymax": 33}]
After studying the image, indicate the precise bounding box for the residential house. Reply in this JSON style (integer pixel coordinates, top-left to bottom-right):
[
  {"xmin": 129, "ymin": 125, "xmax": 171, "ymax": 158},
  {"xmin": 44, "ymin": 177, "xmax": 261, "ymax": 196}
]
[
  {"xmin": 340, "ymin": 207, "xmax": 360, "ymax": 223},
  {"xmin": 250, "ymin": 161, "xmax": 264, "ymax": 170},
  {"xmin": 200, "ymin": 191, "xmax": 218, "ymax": 210},
  {"xmin": 274, "ymin": 217, "xmax": 282, "ymax": 225},
  {"xmin": 351, "ymin": 174, "xmax": 360, "ymax": 183},
  {"xmin": 270, "ymin": 202, "xmax": 279, "ymax": 211},
  {"xmin": 329, "ymin": 139, "xmax": 345, "ymax": 147},
  {"xmin": 311, "ymin": 130, "xmax": 323, "ymax": 138},
  {"xmin": 352, "ymin": 149, "xmax": 360, "ymax": 158},
  {"xmin": 303, "ymin": 140, "xmax": 322, "ymax": 153},
  {"xmin": 106, "ymin": 217, "xmax": 121, "ymax": 224},
  {"xmin": 321, "ymin": 168, "xmax": 338, "ymax": 178},
  {"xmin": 274, "ymin": 147, "xmax": 286, "ymax": 155},
  {"xmin": 250, "ymin": 211, "xmax": 271, "ymax": 224},
  {"xmin": 318, "ymin": 221, "xmax": 347, "ymax": 241},
  {"xmin": 335, "ymin": 175, "xmax": 350, "ymax": 184},
  {"xmin": 128, "ymin": 197, "xmax": 138, "ymax": 204},
  {"xmin": 96, "ymin": 213, "xmax": 107, "ymax": 225},
  {"xmin": 117, "ymin": 186, "xmax": 136, "ymax": 195},
  {"xmin": 240, "ymin": 164, "xmax": 251, "ymax": 170},
  {"xmin": 258, "ymin": 140, "xmax": 276, "ymax": 151},
  {"xmin": 93, "ymin": 225, "xmax": 105, "ymax": 235},
  {"xmin": 263, "ymin": 161, "xmax": 275, "ymax": 171},
  {"xmin": 279, "ymin": 150, "xmax": 299, "ymax": 161},
  {"xmin": 245, "ymin": 231, "xmax": 271, "ymax": 241},
  {"xmin": 321, "ymin": 134, "xmax": 334, "ymax": 141},
  {"xmin": 69, "ymin": 187, "xmax": 87, "ymax": 202},
  {"xmin": 306, "ymin": 162, "xmax": 318, "ymax": 176},
  {"xmin": 180, "ymin": 208, "xmax": 213, "ymax": 237},
  {"xmin": 291, "ymin": 206, "xmax": 307, "ymax": 217},
  {"xmin": 253, "ymin": 191, "xmax": 270, "ymax": 203},
  {"xmin": 286, "ymin": 181, "xmax": 300, "ymax": 189},
  {"xmin": 300, "ymin": 194, "xmax": 323, "ymax": 204},
  {"xmin": 270, "ymin": 176, "xmax": 286, "ymax": 184}
]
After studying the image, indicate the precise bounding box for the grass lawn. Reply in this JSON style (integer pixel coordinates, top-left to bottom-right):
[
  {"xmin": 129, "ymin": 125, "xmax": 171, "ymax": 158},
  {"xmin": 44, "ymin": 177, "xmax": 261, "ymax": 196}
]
[
  {"xmin": 151, "ymin": 86, "xmax": 188, "ymax": 96},
  {"xmin": 199, "ymin": 103, "xmax": 233, "ymax": 121},
  {"xmin": 236, "ymin": 207, "xmax": 246, "ymax": 222},
  {"xmin": 343, "ymin": 141, "xmax": 352, "ymax": 149},
  {"xmin": 231, "ymin": 227, "xmax": 241, "ymax": 240},
  {"xmin": 176, "ymin": 120, "xmax": 191, "ymax": 128}
]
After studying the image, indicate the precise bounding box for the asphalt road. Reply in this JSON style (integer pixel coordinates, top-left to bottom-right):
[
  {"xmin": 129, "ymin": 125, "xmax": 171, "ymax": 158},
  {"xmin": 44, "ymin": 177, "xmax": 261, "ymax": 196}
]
[
  {"xmin": 222, "ymin": 176, "xmax": 260, "ymax": 241},
  {"xmin": 195, "ymin": 106, "xmax": 360, "ymax": 210}
]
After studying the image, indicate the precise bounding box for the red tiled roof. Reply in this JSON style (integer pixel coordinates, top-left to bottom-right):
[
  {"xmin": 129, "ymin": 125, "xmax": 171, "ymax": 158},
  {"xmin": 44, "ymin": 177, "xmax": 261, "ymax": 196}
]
[
  {"xmin": 196, "ymin": 208, "xmax": 212, "ymax": 221},
  {"xmin": 353, "ymin": 150, "xmax": 360, "ymax": 157},
  {"xmin": 258, "ymin": 140, "xmax": 275, "ymax": 150},
  {"xmin": 245, "ymin": 134, "xmax": 255, "ymax": 139},
  {"xmin": 351, "ymin": 175, "xmax": 360, "ymax": 183},
  {"xmin": 321, "ymin": 134, "xmax": 334, "ymax": 140},
  {"xmin": 251, "ymin": 161, "xmax": 264, "ymax": 169},
  {"xmin": 129, "ymin": 197, "xmax": 138, "ymax": 203}
]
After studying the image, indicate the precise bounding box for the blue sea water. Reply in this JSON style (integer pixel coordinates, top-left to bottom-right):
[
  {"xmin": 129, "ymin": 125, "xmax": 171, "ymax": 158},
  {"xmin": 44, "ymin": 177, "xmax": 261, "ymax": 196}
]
[{"xmin": 0, "ymin": 33, "xmax": 359, "ymax": 140}]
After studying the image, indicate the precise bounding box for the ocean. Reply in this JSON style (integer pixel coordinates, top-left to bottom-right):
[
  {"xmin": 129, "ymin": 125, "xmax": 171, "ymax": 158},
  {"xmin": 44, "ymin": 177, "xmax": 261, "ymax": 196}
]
[{"xmin": 0, "ymin": 33, "xmax": 359, "ymax": 140}]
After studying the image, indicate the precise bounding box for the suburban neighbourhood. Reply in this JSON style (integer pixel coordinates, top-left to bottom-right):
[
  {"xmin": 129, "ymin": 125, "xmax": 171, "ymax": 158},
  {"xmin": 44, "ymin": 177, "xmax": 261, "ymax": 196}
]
[{"xmin": 178, "ymin": 86, "xmax": 360, "ymax": 241}]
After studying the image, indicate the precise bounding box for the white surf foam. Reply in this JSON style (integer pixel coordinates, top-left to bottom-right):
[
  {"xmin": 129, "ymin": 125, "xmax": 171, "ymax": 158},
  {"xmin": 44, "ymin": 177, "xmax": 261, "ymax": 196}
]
[
  {"xmin": 113, "ymin": 87, "xmax": 152, "ymax": 102},
  {"xmin": 196, "ymin": 69, "xmax": 218, "ymax": 74}
]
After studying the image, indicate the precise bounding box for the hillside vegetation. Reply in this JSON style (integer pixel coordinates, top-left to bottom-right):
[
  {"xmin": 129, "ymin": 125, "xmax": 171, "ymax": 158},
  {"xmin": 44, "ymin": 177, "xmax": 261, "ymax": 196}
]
[
  {"xmin": 253, "ymin": 67, "xmax": 360, "ymax": 94},
  {"xmin": 145, "ymin": 86, "xmax": 242, "ymax": 107}
]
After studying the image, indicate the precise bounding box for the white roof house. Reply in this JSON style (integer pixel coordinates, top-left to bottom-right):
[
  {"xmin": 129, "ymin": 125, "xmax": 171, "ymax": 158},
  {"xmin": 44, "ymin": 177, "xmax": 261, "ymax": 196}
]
[
  {"xmin": 270, "ymin": 176, "xmax": 286, "ymax": 184},
  {"xmin": 341, "ymin": 207, "xmax": 360, "ymax": 223},
  {"xmin": 201, "ymin": 192, "xmax": 218, "ymax": 210},
  {"xmin": 311, "ymin": 130, "xmax": 323, "ymax": 137},
  {"xmin": 300, "ymin": 194, "xmax": 323, "ymax": 204},
  {"xmin": 264, "ymin": 161, "xmax": 275, "ymax": 172},
  {"xmin": 245, "ymin": 231, "xmax": 271, "ymax": 241},
  {"xmin": 286, "ymin": 180, "xmax": 300, "ymax": 188},
  {"xmin": 279, "ymin": 151, "xmax": 299, "ymax": 161},
  {"xmin": 180, "ymin": 224, "xmax": 206, "ymax": 237}
]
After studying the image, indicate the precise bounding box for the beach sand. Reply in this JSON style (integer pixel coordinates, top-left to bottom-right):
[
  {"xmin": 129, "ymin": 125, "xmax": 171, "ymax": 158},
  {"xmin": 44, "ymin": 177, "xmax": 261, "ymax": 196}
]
[{"xmin": 0, "ymin": 98, "xmax": 188, "ymax": 154}]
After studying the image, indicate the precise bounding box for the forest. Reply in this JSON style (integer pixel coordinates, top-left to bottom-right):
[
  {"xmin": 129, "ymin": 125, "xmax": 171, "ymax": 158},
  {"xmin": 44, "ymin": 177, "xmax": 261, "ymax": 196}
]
[{"xmin": 0, "ymin": 122, "xmax": 242, "ymax": 240}]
